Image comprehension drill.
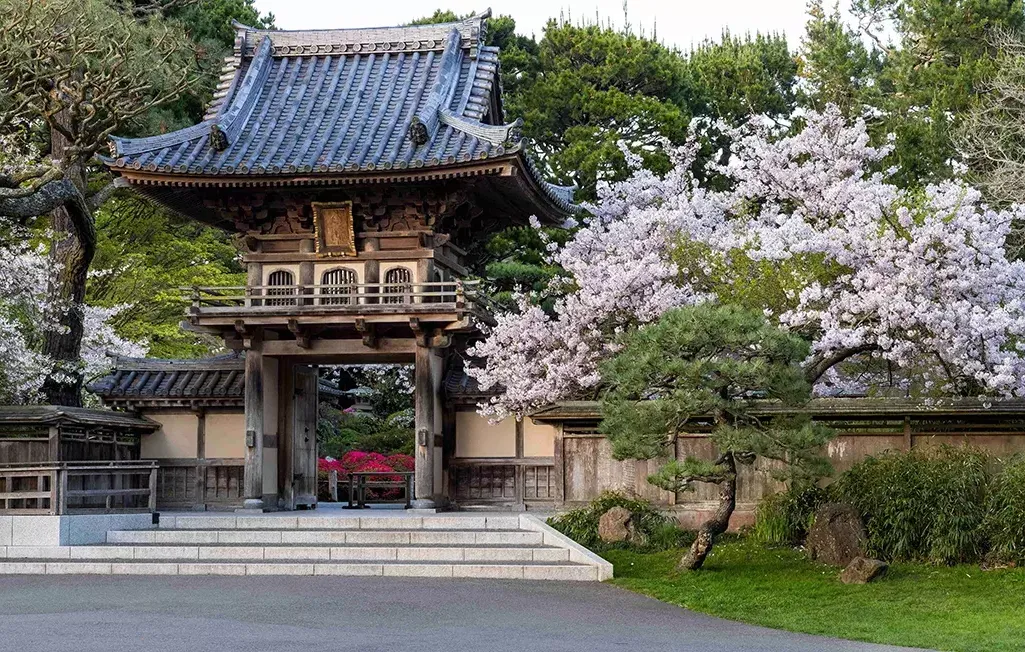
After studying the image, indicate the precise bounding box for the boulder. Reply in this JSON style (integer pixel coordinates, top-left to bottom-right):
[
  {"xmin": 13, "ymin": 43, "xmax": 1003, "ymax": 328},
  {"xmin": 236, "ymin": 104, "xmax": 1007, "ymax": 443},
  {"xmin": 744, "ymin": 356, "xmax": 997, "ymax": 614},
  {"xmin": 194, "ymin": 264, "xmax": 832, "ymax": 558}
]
[
  {"xmin": 840, "ymin": 557, "xmax": 889, "ymax": 584},
  {"xmin": 806, "ymin": 503, "xmax": 867, "ymax": 566},
  {"xmin": 598, "ymin": 506, "xmax": 633, "ymax": 543}
]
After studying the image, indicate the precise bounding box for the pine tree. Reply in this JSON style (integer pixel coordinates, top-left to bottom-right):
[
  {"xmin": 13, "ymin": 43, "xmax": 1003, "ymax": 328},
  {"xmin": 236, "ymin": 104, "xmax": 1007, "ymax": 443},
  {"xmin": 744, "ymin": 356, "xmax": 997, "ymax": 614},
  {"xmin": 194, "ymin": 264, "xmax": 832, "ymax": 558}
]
[{"xmin": 599, "ymin": 305, "xmax": 834, "ymax": 570}]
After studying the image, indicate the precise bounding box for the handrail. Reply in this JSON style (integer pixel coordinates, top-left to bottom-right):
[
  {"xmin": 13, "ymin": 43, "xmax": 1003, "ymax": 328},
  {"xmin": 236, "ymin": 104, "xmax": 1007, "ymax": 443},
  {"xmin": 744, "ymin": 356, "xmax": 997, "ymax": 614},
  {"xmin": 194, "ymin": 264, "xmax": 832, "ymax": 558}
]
[
  {"xmin": 184, "ymin": 279, "xmax": 487, "ymax": 311},
  {"xmin": 0, "ymin": 461, "xmax": 159, "ymax": 515}
]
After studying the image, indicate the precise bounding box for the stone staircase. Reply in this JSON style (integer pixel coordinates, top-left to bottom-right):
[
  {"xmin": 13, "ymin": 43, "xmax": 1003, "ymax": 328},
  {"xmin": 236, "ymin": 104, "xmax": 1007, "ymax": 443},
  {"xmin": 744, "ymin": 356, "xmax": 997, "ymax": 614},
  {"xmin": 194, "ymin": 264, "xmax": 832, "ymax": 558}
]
[{"xmin": 0, "ymin": 513, "xmax": 612, "ymax": 581}]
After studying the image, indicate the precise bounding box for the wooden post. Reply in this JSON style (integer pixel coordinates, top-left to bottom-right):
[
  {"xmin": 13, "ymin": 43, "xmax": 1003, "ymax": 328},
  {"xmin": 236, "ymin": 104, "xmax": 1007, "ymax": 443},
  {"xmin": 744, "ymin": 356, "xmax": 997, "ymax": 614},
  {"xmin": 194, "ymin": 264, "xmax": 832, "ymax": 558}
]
[
  {"xmin": 47, "ymin": 426, "xmax": 60, "ymax": 462},
  {"xmin": 58, "ymin": 466, "xmax": 68, "ymax": 515},
  {"xmin": 148, "ymin": 465, "xmax": 158, "ymax": 512},
  {"xmin": 194, "ymin": 408, "xmax": 206, "ymax": 510},
  {"xmin": 329, "ymin": 469, "xmax": 338, "ymax": 502},
  {"xmin": 553, "ymin": 425, "xmax": 565, "ymax": 505},
  {"xmin": 412, "ymin": 341, "xmax": 436, "ymax": 508},
  {"xmin": 515, "ymin": 418, "xmax": 525, "ymax": 510},
  {"xmin": 242, "ymin": 342, "xmax": 265, "ymax": 510},
  {"xmin": 364, "ymin": 237, "xmax": 379, "ymax": 305},
  {"xmin": 246, "ymin": 262, "xmax": 262, "ymax": 308}
]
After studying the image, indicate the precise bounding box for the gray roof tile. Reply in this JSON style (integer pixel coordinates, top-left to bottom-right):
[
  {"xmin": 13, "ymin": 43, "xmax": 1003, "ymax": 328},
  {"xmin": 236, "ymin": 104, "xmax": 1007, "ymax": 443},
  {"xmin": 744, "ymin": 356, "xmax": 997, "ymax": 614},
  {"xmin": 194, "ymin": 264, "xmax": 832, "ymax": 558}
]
[{"xmin": 105, "ymin": 13, "xmax": 575, "ymax": 215}]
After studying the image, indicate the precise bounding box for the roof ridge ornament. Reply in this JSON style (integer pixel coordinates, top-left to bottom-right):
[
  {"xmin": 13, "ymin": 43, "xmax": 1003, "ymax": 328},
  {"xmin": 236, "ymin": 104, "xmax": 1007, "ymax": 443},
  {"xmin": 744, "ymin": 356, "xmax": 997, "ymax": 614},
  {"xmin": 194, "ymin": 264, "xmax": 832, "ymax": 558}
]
[
  {"xmin": 408, "ymin": 28, "xmax": 463, "ymax": 146},
  {"xmin": 438, "ymin": 111, "xmax": 523, "ymax": 147}
]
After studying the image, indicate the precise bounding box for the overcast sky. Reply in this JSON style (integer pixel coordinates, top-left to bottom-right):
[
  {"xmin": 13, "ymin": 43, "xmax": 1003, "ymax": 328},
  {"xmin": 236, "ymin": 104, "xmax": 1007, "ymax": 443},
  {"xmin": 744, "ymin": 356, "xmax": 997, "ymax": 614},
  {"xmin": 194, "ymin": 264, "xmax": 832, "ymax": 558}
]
[{"xmin": 254, "ymin": 0, "xmax": 855, "ymax": 50}]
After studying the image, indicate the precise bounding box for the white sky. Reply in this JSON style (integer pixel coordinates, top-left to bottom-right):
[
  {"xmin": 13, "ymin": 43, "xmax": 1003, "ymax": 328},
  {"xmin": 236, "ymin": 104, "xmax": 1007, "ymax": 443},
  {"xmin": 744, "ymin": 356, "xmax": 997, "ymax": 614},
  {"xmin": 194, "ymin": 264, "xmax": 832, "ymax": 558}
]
[{"xmin": 255, "ymin": 0, "xmax": 855, "ymax": 50}]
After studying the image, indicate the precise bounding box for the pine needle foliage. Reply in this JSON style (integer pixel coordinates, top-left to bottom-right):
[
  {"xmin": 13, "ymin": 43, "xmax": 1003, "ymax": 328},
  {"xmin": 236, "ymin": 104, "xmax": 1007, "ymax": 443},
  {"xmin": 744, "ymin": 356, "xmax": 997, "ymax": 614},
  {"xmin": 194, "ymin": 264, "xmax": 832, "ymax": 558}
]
[{"xmin": 599, "ymin": 304, "xmax": 834, "ymax": 569}]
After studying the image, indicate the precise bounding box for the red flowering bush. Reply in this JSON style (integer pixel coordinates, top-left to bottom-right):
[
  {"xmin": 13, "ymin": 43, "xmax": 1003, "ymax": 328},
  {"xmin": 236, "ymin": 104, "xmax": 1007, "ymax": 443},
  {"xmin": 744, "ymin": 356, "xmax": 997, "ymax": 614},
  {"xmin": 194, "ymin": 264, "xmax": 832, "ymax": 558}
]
[{"xmin": 318, "ymin": 451, "xmax": 415, "ymax": 501}]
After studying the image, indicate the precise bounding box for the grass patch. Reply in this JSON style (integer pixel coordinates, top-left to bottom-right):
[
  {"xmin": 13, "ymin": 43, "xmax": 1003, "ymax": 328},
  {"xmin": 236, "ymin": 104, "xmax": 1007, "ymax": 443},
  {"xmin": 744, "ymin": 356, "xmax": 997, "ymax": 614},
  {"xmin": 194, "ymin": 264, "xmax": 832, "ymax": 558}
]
[{"xmin": 606, "ymin": 538, "xmax": 1025, "ymax": 652}]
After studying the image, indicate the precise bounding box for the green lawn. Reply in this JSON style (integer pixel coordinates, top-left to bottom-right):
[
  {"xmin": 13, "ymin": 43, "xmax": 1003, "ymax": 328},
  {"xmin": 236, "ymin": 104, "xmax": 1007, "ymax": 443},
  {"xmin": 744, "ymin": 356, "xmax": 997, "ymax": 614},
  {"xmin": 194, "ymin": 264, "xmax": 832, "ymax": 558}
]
[{"xmin": 604, "ymin": 539, "xmax": 1025, "ymax": 652}]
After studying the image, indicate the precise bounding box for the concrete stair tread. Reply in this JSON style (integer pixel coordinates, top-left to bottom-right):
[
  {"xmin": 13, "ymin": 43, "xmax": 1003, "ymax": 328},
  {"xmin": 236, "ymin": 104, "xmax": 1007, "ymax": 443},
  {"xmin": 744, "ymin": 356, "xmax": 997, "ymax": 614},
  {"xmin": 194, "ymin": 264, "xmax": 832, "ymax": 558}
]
[
  {"xmin": 112, "ymin": 543, "xmax": 563, "ymax": 548},
  {"xmin": 5, "ymin": 559, "xmax": 588, "ymax": 566},
  {"xmin": 145, "ymin": 528, "xmax": 527, "ymax": 533}
]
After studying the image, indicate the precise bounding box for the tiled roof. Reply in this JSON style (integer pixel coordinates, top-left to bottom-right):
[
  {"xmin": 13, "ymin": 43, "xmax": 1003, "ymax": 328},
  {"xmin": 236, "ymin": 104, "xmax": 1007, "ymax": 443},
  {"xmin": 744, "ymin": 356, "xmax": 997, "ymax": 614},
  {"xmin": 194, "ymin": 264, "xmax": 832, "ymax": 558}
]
[
  {"xmin": 104, "ymin": 13, "xmax": 576, "ymax": 216},
  {"xmin": 88, "ymin": 354, "xmax": 342, "ymax": 405},
  {"xmin": 0, "ymin": 406, "xmax": 159, "ymax": 432}
]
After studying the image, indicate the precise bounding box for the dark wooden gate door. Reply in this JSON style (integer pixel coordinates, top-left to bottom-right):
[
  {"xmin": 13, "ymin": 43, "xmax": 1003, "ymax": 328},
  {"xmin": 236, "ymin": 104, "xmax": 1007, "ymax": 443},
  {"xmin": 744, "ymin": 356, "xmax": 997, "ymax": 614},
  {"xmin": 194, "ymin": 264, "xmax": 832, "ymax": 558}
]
[{"xmin": 292, "ymin": 365, "xmax": 319, "ymax": 509}]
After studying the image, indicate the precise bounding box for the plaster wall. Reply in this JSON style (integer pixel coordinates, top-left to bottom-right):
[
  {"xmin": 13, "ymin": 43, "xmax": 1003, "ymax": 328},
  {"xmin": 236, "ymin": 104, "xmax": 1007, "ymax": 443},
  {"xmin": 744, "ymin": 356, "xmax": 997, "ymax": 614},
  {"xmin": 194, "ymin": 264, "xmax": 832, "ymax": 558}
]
[
  {"xmin": 142, "ymin": 412, "xmax": 198, "ymax": 459},
  {"xmin": 205, "ymin": 412, "xmax": 245, "ymax": 458},
  {"xmin": 455, "ymin": 411, "xmax": 516, "ymax": 458},
  {"xmin": 523, "ymin": 420, "xmax": 557, "ymax": 458}
]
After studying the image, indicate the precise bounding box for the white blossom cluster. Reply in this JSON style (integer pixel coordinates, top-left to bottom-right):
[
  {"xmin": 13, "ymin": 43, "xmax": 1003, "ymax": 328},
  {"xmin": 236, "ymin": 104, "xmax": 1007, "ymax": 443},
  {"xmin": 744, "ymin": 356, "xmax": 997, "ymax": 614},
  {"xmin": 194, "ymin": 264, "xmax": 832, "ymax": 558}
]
[
  {"xmin": 469, "ymin": 106, "xmax": 1025, "ymax": 418},
  {"xmin": 0, "ymin": 132, "xmax": 147, "ymax": 403}
]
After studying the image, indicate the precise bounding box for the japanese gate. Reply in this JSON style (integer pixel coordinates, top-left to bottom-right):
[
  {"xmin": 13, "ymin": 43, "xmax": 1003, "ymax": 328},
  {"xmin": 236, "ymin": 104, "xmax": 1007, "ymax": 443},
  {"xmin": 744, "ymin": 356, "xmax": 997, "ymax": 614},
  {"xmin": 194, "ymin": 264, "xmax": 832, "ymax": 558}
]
[{"xmin": 104, "ymin": 12, "xmax": 576, "ymax": 510}]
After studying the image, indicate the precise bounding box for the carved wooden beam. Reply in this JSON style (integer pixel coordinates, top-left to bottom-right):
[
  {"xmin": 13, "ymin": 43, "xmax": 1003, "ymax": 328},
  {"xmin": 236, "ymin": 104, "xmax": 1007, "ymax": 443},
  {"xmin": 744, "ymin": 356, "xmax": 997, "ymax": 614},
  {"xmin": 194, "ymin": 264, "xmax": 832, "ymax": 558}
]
[
  {"xmin": 234, "ymin": 320, "xmax": 257, "ymax": 350},
  {"xmin": 409, "ymin": 317, "xmax": 427, "ymax": 347},
  {"xmin": 355, "ymin": 318, "xmax": 377, "ymax": 348},
  {"xmin": 287, "ymin": 318, "xmax": 310, "ymax": 349}
]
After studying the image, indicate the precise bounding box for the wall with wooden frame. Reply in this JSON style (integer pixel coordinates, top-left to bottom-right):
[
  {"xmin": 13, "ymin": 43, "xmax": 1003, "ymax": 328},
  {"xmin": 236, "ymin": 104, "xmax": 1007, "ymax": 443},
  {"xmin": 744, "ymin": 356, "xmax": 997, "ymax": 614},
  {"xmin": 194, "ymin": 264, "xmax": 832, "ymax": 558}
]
[
  {"xmin": 544, "ymin": 411, "xmax": 1025, "ymax": 527},
  {"xmin": 448, "ymin": 409, "xmax": 558, "ymax": 507}
]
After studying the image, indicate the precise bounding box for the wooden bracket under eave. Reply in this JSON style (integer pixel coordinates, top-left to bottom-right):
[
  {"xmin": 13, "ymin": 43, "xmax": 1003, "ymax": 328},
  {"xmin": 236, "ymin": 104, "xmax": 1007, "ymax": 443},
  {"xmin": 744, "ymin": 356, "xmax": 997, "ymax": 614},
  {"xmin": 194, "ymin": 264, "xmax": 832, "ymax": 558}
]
[
  {"xmin": 355, "ymin": 318, "xmax": 377, "ymax": 348},
  {"xmin": 409, "ymin": 317, "xmax": 427, "ymax": 346},
  {"xmin": 234, "ymin": 319, "xmax": 261, "ymax": 350},
  {"xmin": 287, "ymin": 318, "xmax": 310, "ymax": 349}
]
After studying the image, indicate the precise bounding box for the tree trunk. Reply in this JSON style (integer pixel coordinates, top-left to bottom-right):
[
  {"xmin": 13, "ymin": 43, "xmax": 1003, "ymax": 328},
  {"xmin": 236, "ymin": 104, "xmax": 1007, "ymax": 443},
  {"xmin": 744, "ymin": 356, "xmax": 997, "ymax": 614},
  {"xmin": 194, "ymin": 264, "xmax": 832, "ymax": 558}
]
[
  {"xmin": 677, "ymin": 451, "xmax": 737, "ymax": 571},
  {"xmin": 40, "ymin": 120, "xmax": 95, "ymax": 407},
  {"xmin": 40, "ymin": 200, "xmax": 92, "ymax": 406}
]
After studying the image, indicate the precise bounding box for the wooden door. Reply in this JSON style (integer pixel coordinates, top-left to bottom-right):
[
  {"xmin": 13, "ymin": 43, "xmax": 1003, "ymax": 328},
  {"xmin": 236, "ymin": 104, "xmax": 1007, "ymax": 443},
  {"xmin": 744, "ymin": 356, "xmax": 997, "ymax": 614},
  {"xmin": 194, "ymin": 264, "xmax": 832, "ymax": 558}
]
[{"xmin": 292, "ymin": 365, "xmax": 319, "ymax": 508}]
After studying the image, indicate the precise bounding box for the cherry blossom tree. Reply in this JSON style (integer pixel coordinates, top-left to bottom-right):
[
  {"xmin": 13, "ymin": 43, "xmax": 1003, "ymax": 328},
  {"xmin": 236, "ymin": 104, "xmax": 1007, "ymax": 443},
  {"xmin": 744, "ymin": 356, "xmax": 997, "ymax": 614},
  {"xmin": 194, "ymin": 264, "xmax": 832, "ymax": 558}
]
[
  {"xmin": 0, "ymin": 132, "xmax": 146, "ymax": 404},
  {"xmin": 468, "ymin": 106, "xmax": 1025, "ymax": 419}
]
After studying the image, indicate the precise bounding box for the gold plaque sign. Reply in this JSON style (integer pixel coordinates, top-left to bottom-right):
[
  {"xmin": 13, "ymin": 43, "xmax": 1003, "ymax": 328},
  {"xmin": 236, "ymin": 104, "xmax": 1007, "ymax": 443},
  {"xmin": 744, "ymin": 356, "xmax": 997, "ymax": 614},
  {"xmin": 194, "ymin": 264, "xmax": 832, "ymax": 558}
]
[{"xmin": 312, "ymin": 201, "xmax": 356, "ymax": 257}]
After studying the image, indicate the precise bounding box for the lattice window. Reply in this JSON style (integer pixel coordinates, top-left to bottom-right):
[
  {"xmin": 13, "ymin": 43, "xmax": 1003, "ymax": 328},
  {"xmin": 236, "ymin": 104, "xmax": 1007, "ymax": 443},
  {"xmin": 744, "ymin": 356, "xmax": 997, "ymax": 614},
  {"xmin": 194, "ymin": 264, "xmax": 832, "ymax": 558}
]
[
  {"xmin": 451, "ymin": 464, "xmax": 517, "ymax": 501},
  {"xmin": 383, "ymin": 267, "xmax": 412, "ymax": 304},
  {"xmin": 266, "ymin": 269, "xmax": 296, "ymax": 306},
  {"xmin": 320, "ymin": 267, "xmax": 358, "ymax": 305}
]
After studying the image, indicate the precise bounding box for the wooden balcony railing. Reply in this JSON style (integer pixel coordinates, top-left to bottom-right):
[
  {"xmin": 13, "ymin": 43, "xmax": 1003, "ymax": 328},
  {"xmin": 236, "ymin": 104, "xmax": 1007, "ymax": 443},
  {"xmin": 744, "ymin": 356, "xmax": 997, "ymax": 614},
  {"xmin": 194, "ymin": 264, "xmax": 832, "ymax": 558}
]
[
  {"xmin": 0, "ymin": 461, "xmax": 158, "ymax": 515},
  {"xmin": 187, "ymin": 280, "xmax": 481, "ymax": 312}
]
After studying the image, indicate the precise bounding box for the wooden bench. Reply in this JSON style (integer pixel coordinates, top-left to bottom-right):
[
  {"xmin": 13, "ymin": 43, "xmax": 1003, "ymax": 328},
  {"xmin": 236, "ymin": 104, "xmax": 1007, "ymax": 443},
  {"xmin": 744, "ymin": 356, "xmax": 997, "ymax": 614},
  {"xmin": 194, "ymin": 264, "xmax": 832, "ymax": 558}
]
[{"xmin": 342, "ymin": 471, "xmax": 414, "ymax": 509}]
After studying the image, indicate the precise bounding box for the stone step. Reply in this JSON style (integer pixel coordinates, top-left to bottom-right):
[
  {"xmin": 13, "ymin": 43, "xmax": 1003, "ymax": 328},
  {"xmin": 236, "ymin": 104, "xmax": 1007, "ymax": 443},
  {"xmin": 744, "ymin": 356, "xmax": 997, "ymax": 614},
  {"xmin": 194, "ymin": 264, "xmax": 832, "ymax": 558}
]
[
  {"xmin": 2, "ymin": 545, "xmax": 569, "ymax": 563},
  {"xmin": 0, "ymin": 560, "xmax": 600, "ymax": 580},
  {"xmin": 157, "ymin": 515, "xmax": 522, "ymax": 531},
  {"xmin": 106, "ymin": 529, "xmax": 545, "ymax": 546}
]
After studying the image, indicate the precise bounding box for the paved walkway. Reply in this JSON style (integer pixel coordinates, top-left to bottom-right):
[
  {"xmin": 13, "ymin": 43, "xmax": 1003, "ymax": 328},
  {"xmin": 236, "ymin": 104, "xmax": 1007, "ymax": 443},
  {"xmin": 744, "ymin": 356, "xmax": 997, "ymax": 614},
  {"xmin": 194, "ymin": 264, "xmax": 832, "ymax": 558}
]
[{"xmin": 0, "ymin": 576, "xmax": 922, "ymax": 652}]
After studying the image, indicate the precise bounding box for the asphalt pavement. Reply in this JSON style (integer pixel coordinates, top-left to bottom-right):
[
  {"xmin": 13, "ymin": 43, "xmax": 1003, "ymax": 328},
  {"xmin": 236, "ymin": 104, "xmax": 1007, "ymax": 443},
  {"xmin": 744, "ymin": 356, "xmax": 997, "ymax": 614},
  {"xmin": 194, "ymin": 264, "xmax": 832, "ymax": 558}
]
[{"xmin": 0, "ymin": 576, "xmax": 925, "ymax": 652}]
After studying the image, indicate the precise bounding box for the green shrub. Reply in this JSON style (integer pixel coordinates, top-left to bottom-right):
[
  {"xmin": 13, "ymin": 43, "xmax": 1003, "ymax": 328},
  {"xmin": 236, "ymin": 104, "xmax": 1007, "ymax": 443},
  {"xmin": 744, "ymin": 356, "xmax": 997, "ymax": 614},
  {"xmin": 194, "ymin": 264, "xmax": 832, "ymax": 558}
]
[
  {"xmin": 753, "ymin": 483, "xmax": 829, "ymax": 546},
  {"xmin": 547, "ymin": 491, "xmax": 691, "ymax": 552},
  {"xmin": 831, "ymin": 446, "xmax": 988, "ymax": 564},
  {"xmin": 318, "ymin": 409, "xmax": 414, "ymax": 457},
  {"xmin": 984, "ymin": 455, "xmax": 1025, "ymax": 563}
]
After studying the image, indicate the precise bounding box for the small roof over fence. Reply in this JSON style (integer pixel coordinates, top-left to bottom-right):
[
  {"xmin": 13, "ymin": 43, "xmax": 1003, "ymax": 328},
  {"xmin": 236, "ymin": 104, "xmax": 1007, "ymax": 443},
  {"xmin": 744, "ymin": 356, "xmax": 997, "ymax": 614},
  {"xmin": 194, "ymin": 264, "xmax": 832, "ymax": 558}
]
[
  {"xmin": 0, "ymin": 406, "xmax": 159, "ymax": 433},
  {"xmin": 88, "ymin": 354, "xmax": 343, "ymax": 408},
  {"xmin": 527, "ymin": 398, "xmax": 1025, "ymax": 422}
]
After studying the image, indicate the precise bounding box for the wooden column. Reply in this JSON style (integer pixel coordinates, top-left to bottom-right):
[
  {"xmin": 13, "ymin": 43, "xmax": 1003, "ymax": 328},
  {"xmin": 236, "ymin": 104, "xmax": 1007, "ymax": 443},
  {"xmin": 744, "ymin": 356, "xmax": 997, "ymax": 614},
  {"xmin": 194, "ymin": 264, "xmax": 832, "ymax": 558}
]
[
  {"xmin": 364, "ymin": 237, "xmax": 380, "ymax": 305},
  {"xmin": 242, "ymin": 343, "xmax": 265, "ymax": 510},
  {"xmin": 194, "ymin": 408, "xmax": 207, "ymax": 510},
  {"xmin": 412, "ymin": 341, "xmax": 436, "ymax": 508}
]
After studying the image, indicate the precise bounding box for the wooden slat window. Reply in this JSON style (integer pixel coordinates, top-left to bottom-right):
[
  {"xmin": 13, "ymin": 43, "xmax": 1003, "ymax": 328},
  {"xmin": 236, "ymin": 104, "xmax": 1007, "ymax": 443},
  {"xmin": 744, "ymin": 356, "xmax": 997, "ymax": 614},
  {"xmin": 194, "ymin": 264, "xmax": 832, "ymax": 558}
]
[
  {"xmin": 320, "ymin": 268, "xmax": 358, "ymax": 305},
  {"xmin": 266, "ymin": 270, "xmax": 296, "ymax": 306},
  {"xmin": 382, "ymin": 267, "xmax": 412, "ymax": 304}
]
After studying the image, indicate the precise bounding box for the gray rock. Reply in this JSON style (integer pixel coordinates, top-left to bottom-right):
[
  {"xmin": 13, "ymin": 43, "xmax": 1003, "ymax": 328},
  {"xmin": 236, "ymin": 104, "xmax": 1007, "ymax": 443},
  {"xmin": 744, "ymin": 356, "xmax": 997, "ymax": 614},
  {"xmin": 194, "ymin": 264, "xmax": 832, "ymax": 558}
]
[
  {"xmin": 598, "ymin": 506, "xmax": 632, "ymax": 543},
  {"xmin": 806, "ymin": 503, "xmax": 866, "ymax": 566},
  {"xmin": 840, "ymin": 557, "xmax": 889, "ymax": 584}
]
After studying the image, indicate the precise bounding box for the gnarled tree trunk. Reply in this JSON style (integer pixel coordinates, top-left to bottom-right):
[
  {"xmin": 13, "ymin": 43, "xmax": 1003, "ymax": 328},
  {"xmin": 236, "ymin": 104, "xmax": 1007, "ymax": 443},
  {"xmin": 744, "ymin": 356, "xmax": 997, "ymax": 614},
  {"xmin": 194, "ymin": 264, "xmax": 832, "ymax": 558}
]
[
  {"xmin": 677, "ymin": 451, "xmax": 737, "ymax": 571},
  {"xmin": 39, "ymin": 119, "xmax": 96, "ymax": 407}
]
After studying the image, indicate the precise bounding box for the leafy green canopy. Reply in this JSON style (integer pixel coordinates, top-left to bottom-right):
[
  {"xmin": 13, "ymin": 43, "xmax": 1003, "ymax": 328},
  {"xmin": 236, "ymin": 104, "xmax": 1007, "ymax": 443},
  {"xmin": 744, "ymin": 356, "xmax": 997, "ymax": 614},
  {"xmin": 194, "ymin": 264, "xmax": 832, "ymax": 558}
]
[
  {"xmin": 86, "ymin": 0, "xmax": 271, "ymax": 360},
  {"xmin": 801, "ymin": 0, "xmax": 1025, "ymax": 187},
  {"xmin": 600, "ymin": 304, "xmax": 834, "ymax": 492}
]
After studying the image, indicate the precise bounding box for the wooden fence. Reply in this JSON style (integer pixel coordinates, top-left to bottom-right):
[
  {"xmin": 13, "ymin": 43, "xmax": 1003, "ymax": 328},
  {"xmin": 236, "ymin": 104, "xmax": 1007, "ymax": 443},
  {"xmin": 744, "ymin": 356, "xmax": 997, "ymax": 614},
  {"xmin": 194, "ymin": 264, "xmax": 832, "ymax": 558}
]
[
  {"xmin": 0, "ymin": 461, "xmax": 158, "ymax": 515},
  {"xmin": 553, "ymin": 415, "xmax": 1025, "ymax": 510},
  {"xmin": 449, "ymin": 458, "xmax": 557, "ymax": 506},
  {"xmin": 154, "ymin": 458, "xmax": 245, "ymax": 510}
]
